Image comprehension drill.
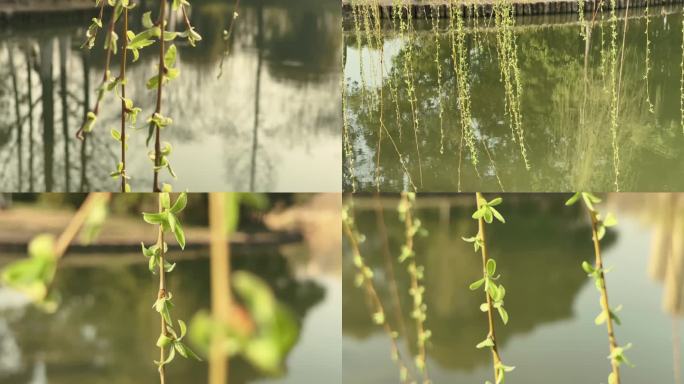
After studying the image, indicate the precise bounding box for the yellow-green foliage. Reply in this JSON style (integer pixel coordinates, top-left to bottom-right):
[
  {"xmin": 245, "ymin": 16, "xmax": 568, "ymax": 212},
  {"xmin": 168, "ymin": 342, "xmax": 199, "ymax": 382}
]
[
  {"xmin": 680, "ymin": 5, "xmax": 684, "ymax": 133},
  {"xmin": 607, "ymin": 0, "xmax": 620, "ymax": 190},
  {"xmin": 644, "ymin": 1, "xmax": 654, "ymax": 114},
  {"xmin": 449, "ymin": 0, "xmax": 478, "ymax": 167},
  {"xmin": 578, "ymin": 0, "xmax": 587, "ymax": 40},
  {"xmin": 343, "ymin": 78, "xmax": 357, "ymax": 192},
  {"xmin": 493, "ymin": 0, "xmax": 529, "ymax": 170},
  {"xmin": 397, "ymin": 193, "xmax": 431, "ymax": 381},
  {"xmin": 400, "ymin": 0, "xmax": 424, "ymax": 186},
  {"xmin": 429, "ymin": 4, "xmax": 445, "ymax": 154}
]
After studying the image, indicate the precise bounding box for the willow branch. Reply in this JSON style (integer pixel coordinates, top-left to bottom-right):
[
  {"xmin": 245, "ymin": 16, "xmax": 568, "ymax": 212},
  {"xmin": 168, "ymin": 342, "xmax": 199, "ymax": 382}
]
[
  {"xmin": 157, "ymin": 195, "xmax": 168, "ymax": 384},
  {"xmin": 342, "ymin": 207, "xmax": 415, "ymax": 384},
  {"xmin": 119, "ymin": 6, "xmax": 129, "ymax": 192},
  {"xmin": 54, "ymin": 193, "xmax": 112, "ymax": 258},
  {"xmin": 152, "ymin": 0, "xmax": 168, "ymax": 192},
  {"xmin": 400, "ymin": 193, "xmax": 429, "ymax": 383},
  {"xmin": 475, "ymin": 192, "xmax": 503, "ymax": 383},
  {"xmin": 586, "ymin": 207, "xmax": 621, "ymax": 384},
  {"xmin": 76, "ymin": 5, "xmax": 117, "ymax": 140},
  {"xmin": 44, "ymin": 193, "xmax": 112, "ymax": 296},
  {"xmin": 217, "ymin": 0, "xmax": 242, "ymax": 79}
]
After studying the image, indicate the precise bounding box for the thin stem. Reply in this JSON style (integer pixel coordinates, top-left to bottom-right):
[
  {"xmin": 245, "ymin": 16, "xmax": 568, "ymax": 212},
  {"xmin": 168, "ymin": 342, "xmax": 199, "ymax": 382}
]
[
  {"xmin": 374, "ymin": 194, "xmax": 408, "ymax": 339},
  {"xmin": 586, "ymin": 207, "xmax": 621, "ymax": 384},
  {"xmin": 208, "ymin": 193, "xmax": 231, "ymax": 383},
  {"xmin": 217, "ymin": 0, "xmax": 241, "ymax": 79},
  {"xmin": 152, "ymin": 0, "xmax": 168, "ymax": 192},
  {"xmin": 157, "ymin": 194, "xmax": 167, "ymax": 384},
  {"xmin": 46, "ymin": 193, "xmax": 112, "ymax": 296},
  {"xmin": 26, "ymin": 50, "xmax": 35, "ymax": 191},
  {"xmin": 119, "ymin": 6, "xmax": 129, "ymax": 192},
  {"xmin": 342, "ymin": 204, "xmax": 415, "ymax": 384},
  {"xmin": 400, "ymin": 193, "xmax": 429, "ymax": 383},
  {"xmin": 54, "ymin": 193, "xmax": 111, "ymax": 258},
  {"xmin": 475, "ymin": 192, "xmax": 502, "ymax": 382},
  {"xmin": 8, "ymin": 45, "xmax": 22, "ymax": 192},
  {"xmin": 76, "ymin": 5, "xmax": 117, "ymax": 140}
]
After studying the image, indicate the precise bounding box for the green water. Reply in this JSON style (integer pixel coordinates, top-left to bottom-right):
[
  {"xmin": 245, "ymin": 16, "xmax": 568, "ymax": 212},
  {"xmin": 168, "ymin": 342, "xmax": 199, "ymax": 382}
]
[
  {"xmin": 0, "ymin": 246, "xmax": 341, "ymax": 383},
  {"xmin": 0, "ymin": 0, "xmax": 341, "ymax": 192},
  {"xmin": 343, "ymin": 8, "xmax": 684, "ymax": 192},
  {"xmin": 343, "ymin": 194, "xmax": 684, "ymax": 382}
]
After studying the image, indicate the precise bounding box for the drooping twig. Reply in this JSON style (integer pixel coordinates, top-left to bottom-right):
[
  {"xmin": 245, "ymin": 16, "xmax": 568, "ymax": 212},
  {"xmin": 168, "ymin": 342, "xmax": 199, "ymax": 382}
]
[
  {"xmin": 397, "ymin": 193, "xmax": 430, "ymax": 383},
  {"xmin": 217, "ymin": 0, "xmax": 241, "ymax": 79},
  {"xmin": 343, "ymin": 201, "xmax": 415, "ymax": 383},
  {"xmin": 151, "ymin": 1, "xmax": 168, "ymax": 192},
  {"xmin": 119, "ymin": 5, "xmax": 129, "ymax": 192},
  {"xmin": 76, "ymin": 4, "xmax": 118, "ymax": 140},
  {"xmin": 566, "ymin": 192, "xmax": 632, "ymax": 384},
  {"xmin": 465, "ymin": 193, "xmax": 514, "ymax": 384}
]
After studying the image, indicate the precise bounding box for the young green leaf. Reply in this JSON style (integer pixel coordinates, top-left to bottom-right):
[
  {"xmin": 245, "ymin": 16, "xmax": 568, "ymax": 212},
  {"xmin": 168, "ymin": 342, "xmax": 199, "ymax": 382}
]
[
  {"xmin": 472, "ymin": 208, "xmax": 486, "ymax": 219},
  {"xmin": 603, "ymin": 213, "xmax": 618, "ymax": 227},
  {"xmin": 486, "ymin": 259, "xmax": 497, "ymax": 276},
  {"xmin": 469, "ymin": 278, "xmax": 485, "ymax": 291},
  {"xmin": 156, "ymin": 334, "xmax": 173, "ymax": 348},
  {"xmin": 565, "ymin": 192, "xmax": 581, "ymax": 206},
  {"xmin": 143, "ymin": 212, "xmax": 167, "ymax": 225},
  {"xmin": 488, "ymin": 197, "xmax": 503, "ymax": 206},
  {"xmin": 483, "ymin": 208, "xmax": 493, "ymax": 224},
  {"xmin": 497, "ymin": 307, "xmax": 509, "ymax": 325},
  {"xmin": 476, "ymin": 337, "xmax": 495, "ymax": 349},
  {"xmin": 142, "ymin": 11, "xmax": 154, "ymax": 28},
  {"xmin": 490, "ymin": 207, "xmax": 505, "ymax": 223},
  {"xmin": 173, "ymin": 224, "xmax": 186, "ymax": 250},
  {"xmin": 160, "ymin": 193, "xmax": 171, "ymax": 210}
]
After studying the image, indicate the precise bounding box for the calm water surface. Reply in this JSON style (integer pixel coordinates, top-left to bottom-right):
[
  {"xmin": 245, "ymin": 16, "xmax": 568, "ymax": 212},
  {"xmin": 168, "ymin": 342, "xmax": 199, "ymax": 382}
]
[
  {"xmin": 0, "ymin": 245, "xmax": 341, "ymax": 383},
  {"xmin": 0, "ymin": 0, "xmax": 341, "ymax": 192},
  {"xmin": 343, "ymin": 8, "xmax": 684, "ymax": 192},
  {"xmin": 343, "ymin": 194, "xmax": 684, "ymax": 383}
]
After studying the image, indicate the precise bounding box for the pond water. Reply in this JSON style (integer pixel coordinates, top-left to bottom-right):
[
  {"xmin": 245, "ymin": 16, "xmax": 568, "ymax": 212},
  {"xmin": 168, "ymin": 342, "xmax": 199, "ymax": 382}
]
[
  {"xmin": 0, "ymin": 245, "xmax": 341, "ymax": 383},
  {"xmin": 0, "ymin": 0, "xmax": 341, "ymax": 192},
  {"xmin": 343, "ymin": 193, "xmax": 684, "ymax": 383},
  {"xmin": 343, "ymin": 7, "xmax": 684, "ymax": 192}
]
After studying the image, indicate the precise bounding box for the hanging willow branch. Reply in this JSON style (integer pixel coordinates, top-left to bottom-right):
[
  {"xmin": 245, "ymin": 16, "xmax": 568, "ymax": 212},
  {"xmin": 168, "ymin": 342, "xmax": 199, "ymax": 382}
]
[
  {"xmin": 343, "ymin": 200, "xmax": 415, "ymax": 383},
  {"xmin": 141, "ymin": 192, "xmax": 200, "ymax": 383},
  {"xmin": 464, "ymin": 193, "xmax": 514, "ymax": 384},
  {"xmin": 147, "ymin": 0, "xmax": 202, "ymax": 192},
  {"xmin": 78, "ymin": 0, "xmax": 200, "ymax": 191},
  {"xmin": 217, "ymin": 0, "xmax": 241, "ymax": 79},
  {"xmin": 76, "ymin": 1, "xmax": 119, "ymax": 140},
  {"xmin": 566, "ymin": 192, "xmax": 632, "ymax": 384},
  {"xmin": 397, "ymin": 192, "xmax": 430, "ymax": 383},
  {"xmin": 1, "ymin": 193, "xmax": 111, "ymax": 310}
]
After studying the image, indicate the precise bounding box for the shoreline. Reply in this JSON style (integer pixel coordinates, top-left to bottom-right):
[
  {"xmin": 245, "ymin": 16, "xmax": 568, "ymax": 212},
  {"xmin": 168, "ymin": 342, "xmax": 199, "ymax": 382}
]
[
  {"xmin": 341, "ymin": 3, "xmax": 681, "ymax": 31},
  {"xmin": 342, "ymin": 0, "xmax": 683, "ymax": 20}
]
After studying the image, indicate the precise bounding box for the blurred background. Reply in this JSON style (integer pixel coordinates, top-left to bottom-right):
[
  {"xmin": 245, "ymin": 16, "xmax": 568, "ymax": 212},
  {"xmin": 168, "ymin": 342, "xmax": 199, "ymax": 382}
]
[
  {"xmin": 0, "ymin": 192, "xmax": 341, "ymax": 384},
  {"xmin": 0, "ymin": 0, "xmax": 341, "ymax": 192},
  {"xmin": 343, "ymin": 193, "xmax": 684, "ymax": 383}
]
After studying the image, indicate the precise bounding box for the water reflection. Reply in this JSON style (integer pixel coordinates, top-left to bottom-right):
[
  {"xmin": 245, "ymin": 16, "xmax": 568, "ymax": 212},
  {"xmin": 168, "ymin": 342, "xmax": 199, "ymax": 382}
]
[
  {"xmin": 0, "ymin": 0, "xmax": 342, "ymax": 192},
  {"xmin": 343, "ymin": 194, "xmax": 683, "ymax": 383},
  {"xmin": 0, "ymin": 247, "xmax": 335, "ymax": 383},
  {"xmin": 343, "ymin": 9, "xmax": 684, "ymax": 192}
]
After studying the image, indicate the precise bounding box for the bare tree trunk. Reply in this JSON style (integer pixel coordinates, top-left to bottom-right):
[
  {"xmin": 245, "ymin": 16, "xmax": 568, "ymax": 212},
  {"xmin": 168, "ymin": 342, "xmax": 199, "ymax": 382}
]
[
  {"xmin": 7, "ymin": 45, "xmax": 23, "ymax": 192},
  {"xmin": 80, "ymin": 51, "xmax": 90, "ymax": 192},
  {"xmin": 25, "ymin": 48, "xmax": 35, "ymax": 192},
  {"xmin": 39, "ymin": 39, "xmax": 55, "ymax": 192},
  {"xmin": 59, "ymin": 36, "xmax": 71, "ymax": 192},
  {"xmin": 250, "ymin": 4, "xmax": 264, "ymax": 192}
]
